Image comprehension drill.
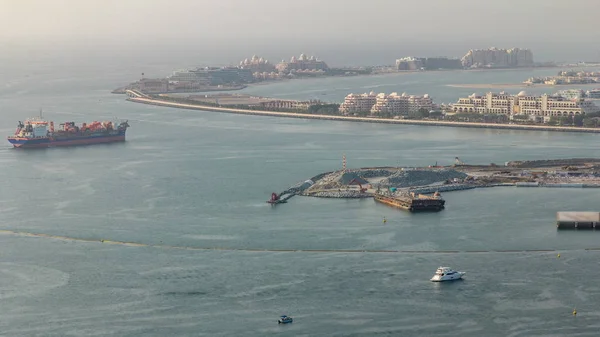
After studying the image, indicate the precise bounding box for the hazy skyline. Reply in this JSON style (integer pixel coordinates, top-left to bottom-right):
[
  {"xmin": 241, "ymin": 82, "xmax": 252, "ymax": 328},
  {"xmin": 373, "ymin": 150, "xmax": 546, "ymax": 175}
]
[{"xmin": 2, "ymin": 0, "xmax": 600, "ymax": 63}]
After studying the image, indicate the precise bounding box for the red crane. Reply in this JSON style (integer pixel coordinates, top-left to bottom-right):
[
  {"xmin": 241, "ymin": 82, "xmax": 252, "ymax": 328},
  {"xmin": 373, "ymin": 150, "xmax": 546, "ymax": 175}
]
[{"xmin": 349, "ymin": 178, "xmax": 367, "ymax": 193}]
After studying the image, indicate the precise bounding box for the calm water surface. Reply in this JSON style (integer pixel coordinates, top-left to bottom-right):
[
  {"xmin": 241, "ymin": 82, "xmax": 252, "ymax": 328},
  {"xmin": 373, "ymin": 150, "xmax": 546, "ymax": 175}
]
[{"xmin": 1, "ymin": 54, "xmax": 599, "ymax": 336}]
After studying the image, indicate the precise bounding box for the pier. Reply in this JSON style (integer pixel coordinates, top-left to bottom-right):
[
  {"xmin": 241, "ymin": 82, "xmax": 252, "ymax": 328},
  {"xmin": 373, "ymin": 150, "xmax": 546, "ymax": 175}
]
[
  {"xmin": 557, "ymin": 212, "xmax": 600, "ymax": 230},
  {"xmin": 268, "ymin": 171, "xmax": 333, "ymax": 205}
]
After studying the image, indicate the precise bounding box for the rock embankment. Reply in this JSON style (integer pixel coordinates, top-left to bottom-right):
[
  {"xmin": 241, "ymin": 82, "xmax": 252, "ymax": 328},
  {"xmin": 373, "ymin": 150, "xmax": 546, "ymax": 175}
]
[
  {"xmin": 506, "ymin": 158, "xmax": 600, "ymax": 168},
  {"xmin": 301, "ymin": 190, "xmax": 371, "ymax": 198},
  {"xmin": 378, "ymin": 169, "xmax": 468, "ymax": 187},
  {"xmin": 357, "ymin": 169, "xmax": 395, "ymax": 179}
]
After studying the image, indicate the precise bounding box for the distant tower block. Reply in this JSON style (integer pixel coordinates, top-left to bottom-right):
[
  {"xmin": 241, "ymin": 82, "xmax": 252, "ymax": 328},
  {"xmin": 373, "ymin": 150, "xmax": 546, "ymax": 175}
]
[{"xmin": 343, "ymin": 154, "xmax": 347, "ymax": 171}]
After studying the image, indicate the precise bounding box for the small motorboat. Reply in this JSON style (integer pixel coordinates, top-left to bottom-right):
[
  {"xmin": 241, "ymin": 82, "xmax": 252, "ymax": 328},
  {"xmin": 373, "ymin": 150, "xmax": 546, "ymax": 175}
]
[
  {"xmin": 430, "ymin": 266, "xmax": 465, "ymax": 282},
  {"xmin": 278, "ymin": 315, "xmax": 293, "ymax": 324}
]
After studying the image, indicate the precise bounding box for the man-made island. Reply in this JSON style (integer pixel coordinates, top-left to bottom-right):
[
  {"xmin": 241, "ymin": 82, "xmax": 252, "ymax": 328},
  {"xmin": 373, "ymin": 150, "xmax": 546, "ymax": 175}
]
[
  {"xmin": 113, "ymin": 46, "xmax": 563, "ymax": 95},
  {"xmin": 268, "ymin": 157, "xmax": 600, "ymax": 203},
  {"xmin": 525, "ymin": 70, "xmax": 600, "ymax": 86},
  {"xmin": 125, "ymin": 87, "xmax": 600, "ymax": 132},
  {"xmin": 113, "ymin": 53, "xmax": 373, "ymax": 94},
  {"xmin": 268, "ymin": 158, "xmax": 600, "ymax": 229}
]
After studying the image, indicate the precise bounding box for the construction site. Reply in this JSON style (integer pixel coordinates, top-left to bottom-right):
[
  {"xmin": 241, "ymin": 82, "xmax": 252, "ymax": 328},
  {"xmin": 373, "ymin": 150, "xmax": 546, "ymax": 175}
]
[{"xmin": 267, "ymin": 157, "xmax": 600, "ymax": 207}]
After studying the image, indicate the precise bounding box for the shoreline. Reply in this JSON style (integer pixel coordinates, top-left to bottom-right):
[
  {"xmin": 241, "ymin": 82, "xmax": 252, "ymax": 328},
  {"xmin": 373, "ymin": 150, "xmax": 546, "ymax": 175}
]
[
  {"xmin": 111, "ymin": 85, "xmax": 247, "ymax": 95},
  {"xmin": 112, "ymin": 65, "xmax": 567, "ymax": 95},
  {"xmin": 284, "ymin": 159, "xmax": 600, "ymax": 200},
  {"xmin": 126, "ymin": 95, "xmax": 600, "ymax": 134},
  {"xmin": 448, "ymin": 82, "xmax": 600, "ymax": 89}
]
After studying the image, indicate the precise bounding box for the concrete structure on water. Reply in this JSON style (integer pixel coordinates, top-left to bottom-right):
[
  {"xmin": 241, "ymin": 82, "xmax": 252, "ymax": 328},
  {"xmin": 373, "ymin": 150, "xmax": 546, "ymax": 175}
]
[{"xmin": 556, "ymin": 212, "xmax": 600, "ymax": 230}]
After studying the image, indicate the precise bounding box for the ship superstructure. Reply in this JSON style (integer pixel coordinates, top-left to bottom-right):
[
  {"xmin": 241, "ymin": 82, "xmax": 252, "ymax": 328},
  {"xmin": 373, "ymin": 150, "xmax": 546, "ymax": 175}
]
[{"xmin": 373, "ymin": 190, "xmax": 445, "ymax": 212}]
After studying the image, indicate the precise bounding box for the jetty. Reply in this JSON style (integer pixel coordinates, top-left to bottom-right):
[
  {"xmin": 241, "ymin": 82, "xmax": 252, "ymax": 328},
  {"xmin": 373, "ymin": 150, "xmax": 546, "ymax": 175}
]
[{"xmin": 557, "ymin": 212, "xmax": 600, "ymax": 230}]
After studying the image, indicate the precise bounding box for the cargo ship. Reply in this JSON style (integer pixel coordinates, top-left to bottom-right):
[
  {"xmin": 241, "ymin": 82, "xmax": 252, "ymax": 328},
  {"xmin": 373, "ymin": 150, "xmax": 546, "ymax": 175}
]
[
  {"xmin": 7, "ymin": 117, "xmax": 129, "ymax": 148},
  {"xmin": 373, "ymin": 191, "xmax": 445, "ymax": 212}
]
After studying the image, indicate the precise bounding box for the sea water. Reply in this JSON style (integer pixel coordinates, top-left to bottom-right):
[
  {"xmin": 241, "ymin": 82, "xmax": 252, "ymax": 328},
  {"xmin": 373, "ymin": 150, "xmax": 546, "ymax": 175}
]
[{"xmin": 1, "ymin": 46, "xmax": 600, "ymax": 336}]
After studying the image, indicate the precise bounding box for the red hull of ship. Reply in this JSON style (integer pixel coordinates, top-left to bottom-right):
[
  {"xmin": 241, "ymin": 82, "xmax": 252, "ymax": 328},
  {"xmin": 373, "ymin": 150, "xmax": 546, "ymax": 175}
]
[{"xmin": 11, "ymin": 135, "xmax": 126, "ymax": 149}]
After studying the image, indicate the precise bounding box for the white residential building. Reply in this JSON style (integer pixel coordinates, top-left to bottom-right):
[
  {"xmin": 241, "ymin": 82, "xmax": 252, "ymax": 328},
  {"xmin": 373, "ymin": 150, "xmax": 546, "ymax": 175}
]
[
  {"xmin": 370, "ymin": 92, "xmax": 433, "ymax": 115},
  {"xmin": 451, "ymin": 91, "xmax": 598, "ymax": 122},
  {"xmin": 339, "ymin": 92, "xmax": 434, "ymax": 116},
  {"xmin": 461, "ymin": 47, "xmax": 534, "ymax": 68},
  {"xmin": 339, "ymin": 92, "xmax": 378, "ymax": 114}
]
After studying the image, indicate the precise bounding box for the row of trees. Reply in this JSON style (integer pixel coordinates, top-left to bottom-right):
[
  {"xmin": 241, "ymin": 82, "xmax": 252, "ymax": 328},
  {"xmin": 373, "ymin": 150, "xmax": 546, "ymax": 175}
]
[
  {"xmin": 547, "ymin": 112, "xmax": 600, "ymax": 127},
  {"xmin": 150, "ymin": 95, "xmax": 600, "ymax": 128},
  {"xmin": 306, "ymin": 104, "xmax": 340, "ymax": 115}
]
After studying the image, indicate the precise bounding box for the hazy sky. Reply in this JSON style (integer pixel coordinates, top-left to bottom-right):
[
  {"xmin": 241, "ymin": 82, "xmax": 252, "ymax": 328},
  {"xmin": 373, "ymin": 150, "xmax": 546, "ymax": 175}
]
[{"xmin": 1, "ymin": 0, "xmax": 600, "ymax": 62}]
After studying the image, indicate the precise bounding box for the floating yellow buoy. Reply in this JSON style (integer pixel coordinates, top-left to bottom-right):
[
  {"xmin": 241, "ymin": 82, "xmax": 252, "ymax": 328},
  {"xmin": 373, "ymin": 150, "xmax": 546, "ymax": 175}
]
[
  {"xmin": 557, "ymin": 253, "xmax": 560, "ymax": 258},
  {"xmin": 383, "ymin": 217, "xmax": 387, "ymax": 224},
  {"xmin": 573, "ymin": 309, "xmax": 577, "ymax": 316}
]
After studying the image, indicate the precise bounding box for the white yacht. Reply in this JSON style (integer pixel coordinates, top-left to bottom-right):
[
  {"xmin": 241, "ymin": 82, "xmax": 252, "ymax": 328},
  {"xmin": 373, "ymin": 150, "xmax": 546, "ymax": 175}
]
[{"xmin": 430, "ymin": 266, "xmax": 465, "ymax": 282}]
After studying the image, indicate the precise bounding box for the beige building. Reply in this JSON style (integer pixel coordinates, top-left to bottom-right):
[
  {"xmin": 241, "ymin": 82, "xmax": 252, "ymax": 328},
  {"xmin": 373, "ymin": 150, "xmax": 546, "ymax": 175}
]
[
  {"xmin": 276, "ymin": 53, "xmax": 329, "ymax": 73},
  {"xmin": 240, "ymin": 55, "xmax": 276, "ymax": 73},
  {"xmin": 370, "ymin": 93, "xmax": 433, "ymax": 115},
  {"xmin": 253, "ymin": 99, "xmax": 321, "ymax": 110},
  {"xmin": 461, "ymin": 47, "xmax": 534, "ymax": 68},
  {"xmin": 253, "ymin": 71, "xmax": 281, "ymax": 80},
  {"xmin": 339, "ymin": 92, "xmax": 378, "ymax": 114},
  {"xmin": 339, "ymin": 92, "xmax": 433, "ymax": 116},
  {"xmin": 451, "ymin": 91, "xmax": 598, "ymax": 122}
]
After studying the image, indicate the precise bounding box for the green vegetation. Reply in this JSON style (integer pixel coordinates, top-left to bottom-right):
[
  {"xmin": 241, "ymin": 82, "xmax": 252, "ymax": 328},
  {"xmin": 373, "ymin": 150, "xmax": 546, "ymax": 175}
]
[
  {"xmin": 548, "ymin": 114, "xmax": 587, "ymax": 127},
  {"xmin": 146, "ymin": 94, "xmax": 600, "ymax": 129},
  {"xmin": 581, "ymin": 112, "xmax": 600, "ymax": 127},
  {"xmin": 326, "ymin": 68, "xmax": 373, "ymax": 76},
  {"xmin": 307, "ymin": 104, "xmax": 340, "ymax": 115}
]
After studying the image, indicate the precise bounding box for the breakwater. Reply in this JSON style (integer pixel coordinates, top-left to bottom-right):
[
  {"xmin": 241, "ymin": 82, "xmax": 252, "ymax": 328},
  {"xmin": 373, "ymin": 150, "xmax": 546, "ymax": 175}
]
[
  {"xmin": 516, "ymin": 183, "xmax": 600, "ymax": 188},
  {"xmin": 410, "ymin": 183, "xmax": 516, "ymax": 194},
  {"xmin": 410, "ymin": 184, "xmax": 476, "ymax": 194},
  {"xmin": 302, "ymin": 190, "xmax": 372, "ymax": 198},
  {"xmin": 127, "ymin": 96, "xmax": 600, "ymax": 134}
]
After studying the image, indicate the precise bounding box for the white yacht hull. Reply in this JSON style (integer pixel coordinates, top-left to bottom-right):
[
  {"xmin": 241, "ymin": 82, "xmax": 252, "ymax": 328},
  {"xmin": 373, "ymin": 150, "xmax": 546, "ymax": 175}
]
[{"xmin": 430, "ymin": 272, "xmax": 465, "ymax": 282}]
